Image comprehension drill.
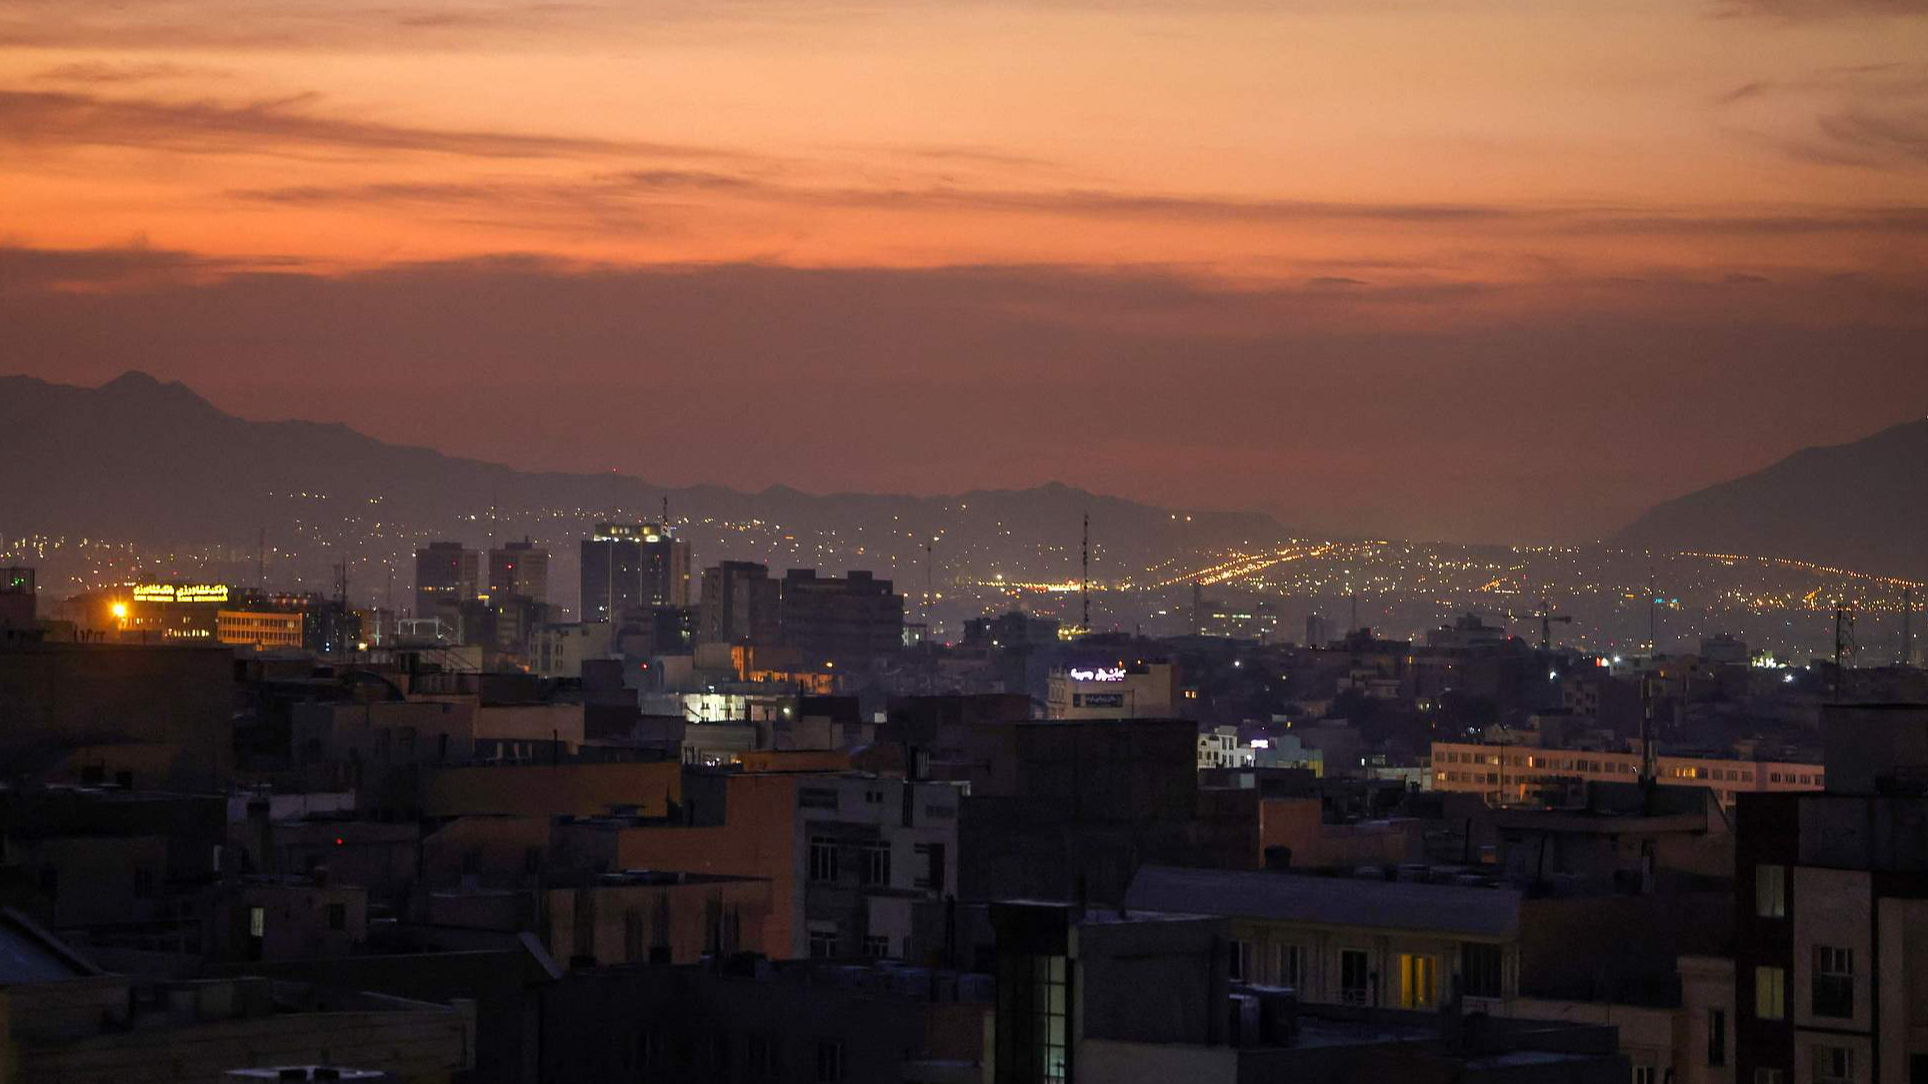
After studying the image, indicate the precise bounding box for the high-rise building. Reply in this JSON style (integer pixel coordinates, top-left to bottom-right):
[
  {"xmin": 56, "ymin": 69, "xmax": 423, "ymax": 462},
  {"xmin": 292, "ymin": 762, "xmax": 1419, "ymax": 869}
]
[
  {"xmin": 488, "ymin": 539, "xmax": 550, "ymax": 603},
  {"xmin": 778, "ymin": 569, "xmax": 903, "ymax": 667},
  {"xmin": 414, "ymin": 542, "xmax": 478, "ymax": 615},
  {"xmin": 699, "ymin": 560, "xmax": 781, "ymax": 646},
  {"xmin": 580, "ymin": 523, "xmax": 689, "ymax": 623}
]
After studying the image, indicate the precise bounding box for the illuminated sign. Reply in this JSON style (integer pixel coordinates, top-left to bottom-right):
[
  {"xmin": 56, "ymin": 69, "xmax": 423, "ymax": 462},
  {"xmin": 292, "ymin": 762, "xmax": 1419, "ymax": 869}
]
[
  {"xmin": 1068, "ymin": 667, "xmax": 1127, "ymax": 682},
  {"xmin": 131, "ymin": 583, "xmax": 229, "ymax": 604}
]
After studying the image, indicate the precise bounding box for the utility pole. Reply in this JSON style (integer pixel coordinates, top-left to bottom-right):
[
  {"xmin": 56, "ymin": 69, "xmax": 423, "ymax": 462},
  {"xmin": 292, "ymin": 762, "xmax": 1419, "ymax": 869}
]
[
  {"xmin": 1902, "ymin": 585, "xmax": 1915, "ymax": 668},
  {"xmin": 1647, "ymin": 567, "xmax": 1658, "ymax": 655},
  {"xmin": 1834, "ymin": 606, "xmax": 1855, "ymax": 702}
]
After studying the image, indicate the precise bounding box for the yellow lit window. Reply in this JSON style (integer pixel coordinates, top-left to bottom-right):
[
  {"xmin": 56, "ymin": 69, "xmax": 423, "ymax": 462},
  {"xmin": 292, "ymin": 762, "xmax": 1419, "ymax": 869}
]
[{"xmin": 1398, "ymin": 953, "xmax": 1437, "ymax": 1010}]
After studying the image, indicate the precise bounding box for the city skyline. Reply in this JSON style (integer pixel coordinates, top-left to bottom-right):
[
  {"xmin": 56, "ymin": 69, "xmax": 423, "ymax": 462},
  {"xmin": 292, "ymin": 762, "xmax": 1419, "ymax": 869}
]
[{"xmin": 3, "ymin": 0, "xmax": 1926, "ymax": 541}]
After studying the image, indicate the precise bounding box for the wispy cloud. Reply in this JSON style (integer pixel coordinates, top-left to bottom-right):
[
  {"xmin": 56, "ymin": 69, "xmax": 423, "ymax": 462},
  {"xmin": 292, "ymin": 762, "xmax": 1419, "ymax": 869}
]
[
  {"xmin": 0, "ymin": 88, "xmax": 741, "ymax": 162},
  {"xmin": 1715, "ymin": 0, "xmax": 1928, "ymax": 19},
  {"xmin": 32, "ymin": 60, "xmax": 228, "ymax": 85}
]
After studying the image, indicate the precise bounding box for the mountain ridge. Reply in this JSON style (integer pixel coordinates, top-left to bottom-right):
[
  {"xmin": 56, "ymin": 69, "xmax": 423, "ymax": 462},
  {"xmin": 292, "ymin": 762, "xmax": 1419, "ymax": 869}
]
[
  {"xmin": 0, "ymin": 372, "xmax": 1284, "ymax": 569},
  {"xmin": 1611, "ymin": 417, "xmax": 1928, "ymax": 581}
]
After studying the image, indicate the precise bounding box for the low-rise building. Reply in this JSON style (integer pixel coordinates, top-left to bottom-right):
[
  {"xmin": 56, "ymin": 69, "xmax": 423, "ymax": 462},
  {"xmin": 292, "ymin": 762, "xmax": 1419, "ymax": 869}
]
[{"xmin": 1431, "ymin": 740, "xmax": 1822, "ymax": 808}]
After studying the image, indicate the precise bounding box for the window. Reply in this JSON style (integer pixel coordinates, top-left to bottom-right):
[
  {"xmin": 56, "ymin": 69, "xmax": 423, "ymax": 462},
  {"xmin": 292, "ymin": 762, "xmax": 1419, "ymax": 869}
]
[
  {"xmin": 809, "ymin": 837, "xmax": 839, "ymax": 882},
  {"xmin": 859, "ymin": 842, "xmax": 891, "ymax": 887},
  {"xmin": 1341, "ymin": 949, "xmax": 1372, "ymax": 1006},
  {"xmin": 809, "ymin": 928, "xmax": 839, "ymax": 958},
  {"xmin": 1276, "ymin": 943, "xmax": 1303, "ymax": 988},
  {"xmin": 913, "ymin": 843, "xmax": 946, "ymax": 893},
  {"xmin": 1228, "ymin": 939, "xmax": 1251, "ymax": 982},
  {"xmin": 1029, "ymin": 954, "xmax": 1069, "ymax": 1082},
  {"xmin": 816, "ymin": 1039, "xmax": 845, "ymax": 1082},
  {"xmin": 1708, "ymin": 1008, "xmax": 1726, "ymax": 1066},
  {"xmin": 1634, "ymin": 1067, "xmax": 1657, "ymax": 1084},
  {"xmin": 1397, "ymin": 953, "xmax": 1437, "ymax": 1010},
  {"xmin": 327, "ymin": 902, "xmax": 347, "ymax": 931},
  {"xmin": 800, "ymin": 787, "xmax": 840, "ymax": 810},
  {"xmin": 1813, "ymin": 945, "xmax": 1854, "ymax": 1018},
  {"xmin": 1813, "ymin": 1045, "xmax": 1854, "ymax": 1084},
  {"xmin": 863, "ymin": 935, "xmax": 891, "ymax": 958},
  {"xmin": 1462, "ymin": 943, "xmax": 1504, "ymax": 999},
  {"xmin": 1754, "ymin": 1070, "xmax": 1786, "ymax": 1084},
  {"xmin": 1755, "ymin": 965, "xmax": 1787, "ymax": 1020},
  {"xmin": 1756, "ymin": 864, "xmax": 1787, "ymax": 918}
]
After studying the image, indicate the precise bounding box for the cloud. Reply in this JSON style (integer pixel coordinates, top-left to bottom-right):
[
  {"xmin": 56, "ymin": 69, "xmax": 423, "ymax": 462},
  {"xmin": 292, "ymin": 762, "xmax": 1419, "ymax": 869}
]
[
  {"xmin": 0, "ymin": 88, "xmax": 740, "ymax": 162},
  {"xmin": 1814, "ymin": 109, "xmax": 1928, "ymax": 166},
  {"xmin": 1716, "ymin": 0, "xmax": 1928, "ymax": 18},
  {"xmin": 32, "ymin": 60, "xmax": 227, "ymax": 84},
  {"xmin": 216, "ymin": 167, "xmax": 1928, "ymax": 248}
]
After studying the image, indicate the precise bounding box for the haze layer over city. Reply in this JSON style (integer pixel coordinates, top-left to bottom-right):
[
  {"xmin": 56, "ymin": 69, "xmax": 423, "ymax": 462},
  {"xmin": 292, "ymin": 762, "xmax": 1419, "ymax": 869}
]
[{"xmin": 2, "ymin": 1, "xmax": 1927, "ymax": 1083}]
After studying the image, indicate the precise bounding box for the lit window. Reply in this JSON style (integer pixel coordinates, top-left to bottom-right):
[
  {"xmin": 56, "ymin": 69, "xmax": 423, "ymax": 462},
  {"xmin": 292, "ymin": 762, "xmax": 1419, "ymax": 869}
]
[
  {"xmin": 1398, "ymin": 953, "xmax": 1437, "ymax": 1010},
  {"xmin": 1755, "ymin": 966, "xmax": 1787, "ymax": 1020}
]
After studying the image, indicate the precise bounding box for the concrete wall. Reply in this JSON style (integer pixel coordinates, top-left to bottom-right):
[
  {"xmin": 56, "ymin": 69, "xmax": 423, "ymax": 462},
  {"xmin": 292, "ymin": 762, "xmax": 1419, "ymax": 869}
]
[{"xmin": 421, "ymin": 760, "xmax": 681, "ymax": 818}]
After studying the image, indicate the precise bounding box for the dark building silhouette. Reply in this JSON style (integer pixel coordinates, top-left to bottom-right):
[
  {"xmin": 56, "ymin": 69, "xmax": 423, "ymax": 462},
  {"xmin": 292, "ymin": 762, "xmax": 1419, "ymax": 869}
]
[
  {"xmin": 487, "ymin": 539, "xmax": 549, "ymax": 604},
  {"xmin": 413, "ymin": 542, "xmax": 477, "ymax": 616},
  {"xmin": 779, "ymin": 569, "xmax": 903, "ymax": 668},
  {"xmin": 699, "ymin": 560, "xmax": 781, "ymax": 646}
]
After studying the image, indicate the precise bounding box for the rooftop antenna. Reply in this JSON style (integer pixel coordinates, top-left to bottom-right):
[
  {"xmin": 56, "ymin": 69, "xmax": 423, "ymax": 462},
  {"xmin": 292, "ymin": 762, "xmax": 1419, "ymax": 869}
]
[
  {"xmin": 256, "ymin": 526, "xmax": 266, "ymax": 590},
  {"xmin": 925, "ymin": 540, "xmax": 935, "ymax": 625},
  {"xmin": 662, "ymin": 495, "xmax": 670, "ymax": 529},
  {"xmin": 1350, "ymin": 592, "xmax": 1359, "ymax": 635},
  {"xmin": 1080, "ymin": 512, "xmax": 1091, "ymax": 632}
]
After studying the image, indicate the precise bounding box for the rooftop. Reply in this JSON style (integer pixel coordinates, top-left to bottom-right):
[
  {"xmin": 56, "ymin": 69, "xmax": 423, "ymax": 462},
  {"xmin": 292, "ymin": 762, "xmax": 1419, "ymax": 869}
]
[{"xmin": 1124, "ymin": 866, "xmax": 1522, "ymax": 939}]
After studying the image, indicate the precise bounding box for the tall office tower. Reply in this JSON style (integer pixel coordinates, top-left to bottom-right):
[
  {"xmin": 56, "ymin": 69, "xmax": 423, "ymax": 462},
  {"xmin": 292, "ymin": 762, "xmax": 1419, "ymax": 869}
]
[
  {"xmin": 581, "ymin": 523, "xmax": 689, "ymax": 622},
  {"xmin": 642, "ymin": 529, "xmax": 693, "ymax": 608},
  {"xmin": 414, "ymin": 542, "xmax": 478, "ymax": 615},
  {"xmin": 581, "ymin": 524, "xmax": 644, "ymax": 624},
  {"xmin": 699, "ymin": 560, "xmax": 781, "ymax": 645},
  {"xmin": 488, "ymin": 539, "xmax": 550, "ymax": 603}
]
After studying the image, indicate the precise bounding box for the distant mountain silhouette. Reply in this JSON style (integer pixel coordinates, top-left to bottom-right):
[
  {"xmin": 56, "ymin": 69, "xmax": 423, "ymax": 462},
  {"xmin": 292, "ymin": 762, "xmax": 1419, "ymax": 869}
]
[
  {"xmin": 0, "ymin": 372, "xmax": 1282, "ymax": 575},
  {"xmin": 1612, "ymin": 418, "xmax": 1928, "ymax": 580}
]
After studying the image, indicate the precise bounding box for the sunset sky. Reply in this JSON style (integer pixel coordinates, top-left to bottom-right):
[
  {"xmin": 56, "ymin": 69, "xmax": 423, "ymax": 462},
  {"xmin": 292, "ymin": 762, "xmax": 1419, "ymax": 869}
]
[{"xmin": 4, "ymin": 0, "xmax": 1927, "ymax": 541}]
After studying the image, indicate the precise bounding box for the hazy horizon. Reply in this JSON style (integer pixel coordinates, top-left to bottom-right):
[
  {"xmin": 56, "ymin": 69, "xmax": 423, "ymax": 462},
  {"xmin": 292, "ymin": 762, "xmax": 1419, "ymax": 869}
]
[{"xmin": 5, "ymin": 0, "xmax": 1926, "ymax": 542}]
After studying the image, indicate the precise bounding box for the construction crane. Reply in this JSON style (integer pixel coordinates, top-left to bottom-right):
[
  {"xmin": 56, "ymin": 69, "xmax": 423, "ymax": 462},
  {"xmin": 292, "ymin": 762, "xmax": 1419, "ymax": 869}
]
[{"xmin": 1513, "ymin": 599, "xmax": 1572, "ymax": 652}]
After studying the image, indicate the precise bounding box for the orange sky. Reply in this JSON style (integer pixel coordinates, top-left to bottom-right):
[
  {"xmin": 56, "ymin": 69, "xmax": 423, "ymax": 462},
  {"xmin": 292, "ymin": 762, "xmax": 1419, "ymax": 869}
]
[{"xmin": 4, "ymin": 0, "xmax": 1927, "ymax": 539}]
